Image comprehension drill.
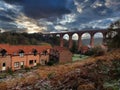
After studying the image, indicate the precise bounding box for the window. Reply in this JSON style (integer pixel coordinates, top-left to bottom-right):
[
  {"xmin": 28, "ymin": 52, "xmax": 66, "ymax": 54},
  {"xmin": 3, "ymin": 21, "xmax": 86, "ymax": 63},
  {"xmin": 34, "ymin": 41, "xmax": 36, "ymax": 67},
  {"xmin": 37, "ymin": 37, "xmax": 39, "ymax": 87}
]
[
  {"xmin": 42, "ymin": 50, "xmax": 48, "ymax": 56},
  {"xmin": 34, "ymin": 60, "xmax": 36, "ymax": 63},
  {"xmin": 3, "ymin": 63, "xmax": 6, "ymax": 67},
  {"xmin": 29, "ymin": 60, "xmax": 33, "ymax": 65},
  {"xmin": 19, "ymin": 50, "xmax": 24, "ymax": 57},
  {"xmin": 32, "ymin": 49, "xmax": 37, "ymax": 56},
  {"xmin": 21, "ymin": 61, "xmax": 24, "ymax": 68},
  {"xmin": 21, "ymin": 61, "xmax": 24, "ymax": 66},
  {"xmin": 19, "ymin": 53, "xmax": 24, "ymax": 57},
  {"xmin": 41, "ymin": 60, "xmax": 45, "ymax": 65},
  {"xmin": 0, "ymin": 49, "xmax": 7, "ymax": 56},
  {"xmin": 14, "ymin": 62, "xmax": 19, "ymax": 68}
]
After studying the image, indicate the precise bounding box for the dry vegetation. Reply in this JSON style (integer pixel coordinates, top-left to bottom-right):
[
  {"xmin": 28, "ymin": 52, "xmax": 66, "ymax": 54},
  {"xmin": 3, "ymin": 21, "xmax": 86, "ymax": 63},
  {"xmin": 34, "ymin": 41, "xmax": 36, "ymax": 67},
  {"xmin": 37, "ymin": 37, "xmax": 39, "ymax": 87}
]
[{"xmin": 0, "ymin": 49, "xmax": 120, "ymax": 90}]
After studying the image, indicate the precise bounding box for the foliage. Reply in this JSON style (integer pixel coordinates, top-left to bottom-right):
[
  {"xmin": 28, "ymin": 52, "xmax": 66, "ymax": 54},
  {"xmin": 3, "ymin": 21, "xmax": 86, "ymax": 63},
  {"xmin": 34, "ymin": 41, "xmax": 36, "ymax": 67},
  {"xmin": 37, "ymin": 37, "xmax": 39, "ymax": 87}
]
[
  {"xmin": 84, "ymin": 49, "xmax": 94, "ymax": 56},
  {"xmin": 24, "ymin": 66, "xmax": 30, "ymax": 72},
  {"xmin": 6, "ymin": 67, "xmax": 13, "ymax": 75},
  {"xmin": 0, "ymin": 32, "xmax": 59, "ymax": 46},
  {"xmin": 85, "ymin": 46, "xmax": 106, "ymax": 56},
  {"xmin": 0, "ymin": 73, "xmax": 7, "ymax": 79},
  {"xmin": 47, "ymin": 60, "xmax": 55, "ymax": 66},
  {"xmin": 106, "ymin": 20, "xmax": 120, "ymax": 48},
  {"xmin": 70, "ymin": 41, "xmax": 78, "ymax": 53}
]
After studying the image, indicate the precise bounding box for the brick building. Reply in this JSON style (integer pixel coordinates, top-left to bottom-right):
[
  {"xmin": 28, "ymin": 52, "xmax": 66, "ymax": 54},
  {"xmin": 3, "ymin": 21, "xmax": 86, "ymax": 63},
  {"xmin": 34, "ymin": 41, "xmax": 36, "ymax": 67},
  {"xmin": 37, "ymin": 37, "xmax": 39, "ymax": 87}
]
[
  {"xmin": 50, "ymin": 46, "xmax": 72, "ymax": 63},
  {"xmin": 0, "ymin": 44, "xmax": 51, "ymax": 71}
]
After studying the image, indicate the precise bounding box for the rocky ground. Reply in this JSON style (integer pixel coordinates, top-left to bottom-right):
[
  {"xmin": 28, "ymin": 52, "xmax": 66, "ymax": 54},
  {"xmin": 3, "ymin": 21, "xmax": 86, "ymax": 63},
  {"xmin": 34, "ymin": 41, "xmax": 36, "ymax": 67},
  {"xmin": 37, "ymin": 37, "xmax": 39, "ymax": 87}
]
[{"xmin": 0, "ymin": 49, "xmax": 120, "ymax": 90}]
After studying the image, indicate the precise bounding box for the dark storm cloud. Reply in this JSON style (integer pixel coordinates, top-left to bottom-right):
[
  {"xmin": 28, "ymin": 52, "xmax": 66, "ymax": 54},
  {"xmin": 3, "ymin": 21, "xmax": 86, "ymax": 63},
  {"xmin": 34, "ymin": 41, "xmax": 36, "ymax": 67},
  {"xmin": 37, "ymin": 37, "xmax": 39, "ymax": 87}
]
[
  {"xmin": 0, "ymin": 15, "xmax": 13, "ymax": 22},
  {"xmin": 23, "ymin": 0, "xmax": 70, "ymax": 19},
  {"xmin": 4, "ymin": 0, "xmax": 71, "ymax": 19},
  {"xmin": 1, "ymin": 0, "xmax": 120, "ymax": 33}
]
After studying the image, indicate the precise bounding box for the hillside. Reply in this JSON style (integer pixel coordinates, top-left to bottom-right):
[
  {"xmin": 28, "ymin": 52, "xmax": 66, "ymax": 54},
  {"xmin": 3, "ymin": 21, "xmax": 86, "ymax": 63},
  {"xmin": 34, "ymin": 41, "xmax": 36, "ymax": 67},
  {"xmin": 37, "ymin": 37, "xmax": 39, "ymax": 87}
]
[
  {"xmin": 0, "ymin": 49, "xmax": 120, "ymax": 90},
  {"xmin": 0, "ymin": 32, "xmax": 60, "ymax": 46}
]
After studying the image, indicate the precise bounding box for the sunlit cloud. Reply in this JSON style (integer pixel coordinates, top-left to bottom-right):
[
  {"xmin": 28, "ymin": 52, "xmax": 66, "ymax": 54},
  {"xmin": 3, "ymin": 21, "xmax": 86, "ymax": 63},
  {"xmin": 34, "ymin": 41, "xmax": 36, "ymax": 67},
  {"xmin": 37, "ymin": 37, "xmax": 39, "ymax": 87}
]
[
  {"xmin": 79, "ymin": 17, "xmax": 120, "ymax": 29},
  {"xmin": 54, "ymin": 25, "xmax": 67, "ymax": 31},
  {"xmin": 91, "ymin": 1, "xmax": 103, "ymax": 8},
  {"xmin": 74, "ymin": 0, "xmax": 83, "ymax": 13},
  {"xmin": 105, "ymin": 0, "xmax": 120, "ymax": 8},
  {"xmin": 15, "ymin": 14, "xmax": 47, "ymax": 33},
  {"xmin": 58, "ymin": 14, "xmax": 76, "ymax": 25}
]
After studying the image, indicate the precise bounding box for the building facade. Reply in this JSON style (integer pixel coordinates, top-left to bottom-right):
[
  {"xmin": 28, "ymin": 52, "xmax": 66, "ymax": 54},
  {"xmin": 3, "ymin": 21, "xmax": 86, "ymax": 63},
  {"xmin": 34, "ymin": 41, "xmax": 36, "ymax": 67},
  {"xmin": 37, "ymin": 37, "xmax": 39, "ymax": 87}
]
[
  {"xmin": 0, "ymin": 44, "xmax": 51, "ymax": 71},
  {"xmin": 50, "ymin": 46, "xmax": 72, "ymax": 64}
]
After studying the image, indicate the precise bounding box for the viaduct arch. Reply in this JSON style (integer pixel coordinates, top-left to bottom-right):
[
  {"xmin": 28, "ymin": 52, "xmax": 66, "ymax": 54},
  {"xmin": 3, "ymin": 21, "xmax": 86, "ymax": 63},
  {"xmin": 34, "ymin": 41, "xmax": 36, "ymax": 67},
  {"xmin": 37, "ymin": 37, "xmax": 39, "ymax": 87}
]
[{"xmin": 43, "ymin": 29, "xmax": 110, "ymax": 51}]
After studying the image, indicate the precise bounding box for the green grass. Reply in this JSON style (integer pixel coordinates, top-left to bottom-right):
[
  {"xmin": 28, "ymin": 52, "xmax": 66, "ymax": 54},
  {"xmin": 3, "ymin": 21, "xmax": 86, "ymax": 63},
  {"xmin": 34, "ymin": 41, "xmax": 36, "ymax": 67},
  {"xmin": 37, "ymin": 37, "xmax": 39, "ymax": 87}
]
[{"xmin": 72, "ymin": 54, "xmax": 89, "ymax": 61}]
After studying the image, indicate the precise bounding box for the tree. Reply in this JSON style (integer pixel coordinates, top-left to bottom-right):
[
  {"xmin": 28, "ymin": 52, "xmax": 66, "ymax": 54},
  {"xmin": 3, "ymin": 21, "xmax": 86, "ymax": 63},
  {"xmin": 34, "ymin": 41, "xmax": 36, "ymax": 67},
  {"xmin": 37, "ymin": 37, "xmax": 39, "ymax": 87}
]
[
  {"xmin": 70, "ymin": 41, "xmax": 78, "ymax": 53},
  {"xmin": 106, "ymin": 20, "xmax": 120, "ymax": 48}
]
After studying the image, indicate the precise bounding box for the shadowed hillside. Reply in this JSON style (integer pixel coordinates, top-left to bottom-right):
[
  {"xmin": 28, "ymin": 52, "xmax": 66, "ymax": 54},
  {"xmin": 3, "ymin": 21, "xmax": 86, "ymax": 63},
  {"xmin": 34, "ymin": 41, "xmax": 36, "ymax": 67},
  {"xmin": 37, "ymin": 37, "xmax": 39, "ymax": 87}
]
[{"xmin": 0, "ymin": 32, "xmax": 60, "ymax": 46}]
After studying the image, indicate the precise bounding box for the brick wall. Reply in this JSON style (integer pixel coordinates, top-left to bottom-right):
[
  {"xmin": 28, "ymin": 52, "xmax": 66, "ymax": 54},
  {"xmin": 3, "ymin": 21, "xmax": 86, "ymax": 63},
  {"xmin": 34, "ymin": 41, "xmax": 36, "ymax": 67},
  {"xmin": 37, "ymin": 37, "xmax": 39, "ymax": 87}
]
[
  {"xmin": 59, "ymin": 50, "xmax": 72, "ymax": 63},
  {"xmin": 27, "ymin": 54, "xmax": 39, "ymax": 67},
  {"xmin": 11, "ymin": 55, "xmax": 27, "ymax": 71},
  {"xmin": 0, "ymin": 55, "xmax": 11, "ymax": 71},
  {"xmin": 40, "ymin": 54, "xmax": 49, "ymax": 65}
]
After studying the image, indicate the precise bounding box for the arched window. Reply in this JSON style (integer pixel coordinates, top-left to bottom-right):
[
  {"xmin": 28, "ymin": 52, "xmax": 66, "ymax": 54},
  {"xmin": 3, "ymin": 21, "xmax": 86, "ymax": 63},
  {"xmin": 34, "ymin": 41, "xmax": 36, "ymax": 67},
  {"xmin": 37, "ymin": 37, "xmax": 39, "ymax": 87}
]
[
  {"xmin": 0, "ymin": 49, "xmax": 7, "ymax": 56},
  {"xmin": 43, "ymin": 50, "xmax": 48, "ymax": 55},
  {"xmin": 32, "ymin": 49, "xmax": 38, "ymax": 56},
  {"xmin": 19, "ymin": 49, "xmax": 24, "ymax": 57}
]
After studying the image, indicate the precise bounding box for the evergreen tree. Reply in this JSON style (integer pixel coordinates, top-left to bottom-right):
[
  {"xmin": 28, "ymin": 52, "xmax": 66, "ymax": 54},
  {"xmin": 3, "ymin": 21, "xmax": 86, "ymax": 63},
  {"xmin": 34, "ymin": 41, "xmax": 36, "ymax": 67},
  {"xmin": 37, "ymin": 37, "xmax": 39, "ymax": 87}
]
[{"xmin": 106, "ymin": 20, "xmax": 120, "ymax": 48}]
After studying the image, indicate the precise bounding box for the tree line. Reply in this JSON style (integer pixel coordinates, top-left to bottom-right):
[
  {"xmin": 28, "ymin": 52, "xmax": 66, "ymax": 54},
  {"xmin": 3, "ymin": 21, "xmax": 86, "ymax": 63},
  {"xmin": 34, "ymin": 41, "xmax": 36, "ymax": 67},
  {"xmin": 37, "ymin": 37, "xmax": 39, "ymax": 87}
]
[{"xmin": 0, "ymin": 32, "xmax": 60, "ymax": 46}]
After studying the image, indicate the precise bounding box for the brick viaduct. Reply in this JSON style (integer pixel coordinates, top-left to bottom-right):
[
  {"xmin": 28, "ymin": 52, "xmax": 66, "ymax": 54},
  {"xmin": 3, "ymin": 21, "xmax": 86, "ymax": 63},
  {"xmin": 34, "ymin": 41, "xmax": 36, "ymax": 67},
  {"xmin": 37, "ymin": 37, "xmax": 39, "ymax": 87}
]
[{"xmin": 43, "ymin": 29, "xmax": 110, "ymax": 50}]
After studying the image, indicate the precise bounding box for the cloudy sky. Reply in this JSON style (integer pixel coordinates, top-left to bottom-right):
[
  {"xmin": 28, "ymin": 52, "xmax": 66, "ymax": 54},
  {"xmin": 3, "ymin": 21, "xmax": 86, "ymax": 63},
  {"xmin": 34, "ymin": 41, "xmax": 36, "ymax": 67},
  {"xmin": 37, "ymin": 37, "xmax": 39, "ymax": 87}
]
[{"xmin": 0, "ymin": 0, "xmax": 120, "ymax": 33}]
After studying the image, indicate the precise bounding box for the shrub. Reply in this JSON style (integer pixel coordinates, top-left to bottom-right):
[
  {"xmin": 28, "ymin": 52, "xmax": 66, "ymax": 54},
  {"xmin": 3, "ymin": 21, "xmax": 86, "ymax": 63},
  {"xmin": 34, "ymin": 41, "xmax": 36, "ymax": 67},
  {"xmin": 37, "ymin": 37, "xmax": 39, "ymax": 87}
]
[
  {"xmin": 6, "ymin": 67, "xmax": 13, "ymax": 75},
  {"xmin": 84, "ymin": 49, "xmax": 94, "ymax": 56},
  {"xmin": 24, "ymin": 66, "xmax": 30, "ymax": 72},
  {"xmin": 37, "ymin": 63, "xmax": 41, "ymax": 67},
  {"xmin": 0, "ymin": 73, "xmax": 7, "ymax": 79},
  {"xmin": 47, "ymin": 61, "xmax": 55, "ymax": 66},
  {"xmin": 93, "ymin": 46, "xmax": 106, "ymax": 56},
  {"xmin": 85, "ymin": 46, "xmax": 106, "ymax": 56}
]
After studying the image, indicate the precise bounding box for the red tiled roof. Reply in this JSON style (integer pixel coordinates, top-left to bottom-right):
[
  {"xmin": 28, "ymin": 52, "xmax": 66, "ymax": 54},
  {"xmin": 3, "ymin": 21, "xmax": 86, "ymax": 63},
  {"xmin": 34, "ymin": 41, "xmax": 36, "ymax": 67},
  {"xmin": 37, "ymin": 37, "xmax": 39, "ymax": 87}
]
[
  {"xmin": 53, "ymin": 46, "xmax": 69, "ymax": 52},
  {"xmin": 0, "ymin": 44, "xmax": 52, "ymax": 55}
]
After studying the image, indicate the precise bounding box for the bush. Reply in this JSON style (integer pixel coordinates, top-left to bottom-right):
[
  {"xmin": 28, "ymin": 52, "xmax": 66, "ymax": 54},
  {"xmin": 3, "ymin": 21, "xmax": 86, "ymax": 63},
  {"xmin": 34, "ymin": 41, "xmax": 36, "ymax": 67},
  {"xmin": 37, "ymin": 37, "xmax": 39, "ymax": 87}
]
[
  {"xmin": 6, "ymin": 67, "xmax": 13, "ymax": 75},
  {"xmin": 47, "ymin": 61, "xmax": 55, "ymax": 66},
  {"xmin": 84, "ymin": 49, "xmax": 94, "ymax": 56},
  {"xmin": 24, "ymin": 66, "xmax": 30, "ymax": 72},
  {"xmin": 85, "ymin": 46, "xmax": 106, "ymax": 56},
  {"xmin": 92, "ymin": 46, "xmax": 106, "ymax": 56}
]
